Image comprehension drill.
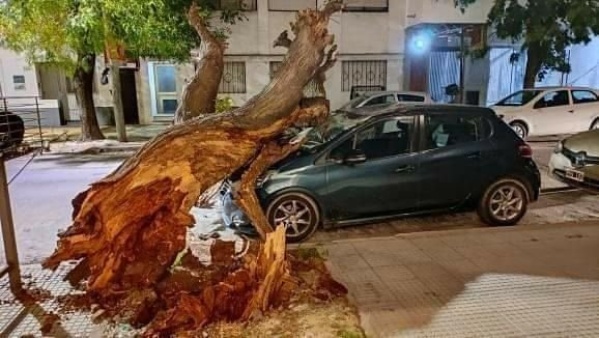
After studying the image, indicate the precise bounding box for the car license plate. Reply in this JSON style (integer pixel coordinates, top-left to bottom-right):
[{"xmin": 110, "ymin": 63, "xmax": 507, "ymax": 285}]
[{"xmin": 565, "ymin": 168, "xmax": 585, "ymax": 182}]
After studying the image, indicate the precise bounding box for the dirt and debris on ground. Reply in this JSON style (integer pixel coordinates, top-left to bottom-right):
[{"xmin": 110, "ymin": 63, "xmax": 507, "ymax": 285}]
[{"xmin": 49, "ymin": 234, "xmax": 365, "ymax": 337}]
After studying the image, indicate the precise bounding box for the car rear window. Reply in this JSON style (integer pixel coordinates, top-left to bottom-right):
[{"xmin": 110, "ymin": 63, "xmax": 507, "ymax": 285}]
[
  {"xmin": 424, "ymin": 114, "xmax": 492, "ymax": 150},
  {"xmin": 572, "ymin": 90, "xmax": 599, "ymax": 104},
  {"xmin": 398, "ymin": 94, "xmax": 425, "ymax": 102}
]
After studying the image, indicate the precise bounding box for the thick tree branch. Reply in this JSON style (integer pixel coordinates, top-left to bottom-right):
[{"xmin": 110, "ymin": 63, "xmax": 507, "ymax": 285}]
[{"xmin": 173, "ymin": 3, "xmax": 227, "ymax": 123}]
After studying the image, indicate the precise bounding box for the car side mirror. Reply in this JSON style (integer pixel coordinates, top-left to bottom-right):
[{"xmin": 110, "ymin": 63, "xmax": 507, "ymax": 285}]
[{"xmin": 343, "ymin": 150, "xmax": 367, "ymax": 165}]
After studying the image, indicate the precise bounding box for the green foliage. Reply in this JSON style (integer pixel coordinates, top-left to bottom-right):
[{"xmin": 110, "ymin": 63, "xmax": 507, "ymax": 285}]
[
  {"xmin": 0, "ymin": 0, "xmax": 245, "ymax": 68},
  {"xmin": 455, "ymin": 0, "xmax": 599, "ymax": 81},
  {"xmin": 215, "ymin": 96, "xmax": 234, "ymax": 113}
]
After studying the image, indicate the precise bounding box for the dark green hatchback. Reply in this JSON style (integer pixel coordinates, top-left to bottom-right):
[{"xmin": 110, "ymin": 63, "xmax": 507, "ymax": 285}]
[{"xmin": 222, "ymin": 105, "xmax": 541, "ymax": 242}]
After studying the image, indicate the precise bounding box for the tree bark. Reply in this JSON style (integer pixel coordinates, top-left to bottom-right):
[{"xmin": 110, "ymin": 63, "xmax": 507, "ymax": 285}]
[
  {"xmin": 173, "ymin": 3, "xmax": 226, "ymax": 124},
  {"xmin": 44, "ymin": 1, "xmax": 343, "ymax": 300},
  {"xmin": 523, "ymin": 44, "xmax": 542, "ymax": 89},
  {"xmin": 74, "ymin": 53, "xmax": 105, "ymax": 140}
]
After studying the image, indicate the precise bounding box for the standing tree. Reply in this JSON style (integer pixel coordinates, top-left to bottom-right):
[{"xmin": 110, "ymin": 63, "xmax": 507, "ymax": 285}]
[
  {"xmin": 43, "ymin": 2, "xmax": 344, "ymax": 334},
  {"xmin": 0, "ymin": 0, "xmax": 242, "ymax": 140},
  {"xmin": 456, "ymin": 0, "xmax": 599, "ymax": 88}
]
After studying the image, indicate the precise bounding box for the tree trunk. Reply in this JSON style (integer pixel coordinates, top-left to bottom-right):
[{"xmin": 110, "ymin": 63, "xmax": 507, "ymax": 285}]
[
  {"xmin": 523, "ymin": 45, "xmax": 542, "ymax": 89},
  {"xmin": 74, "ymin": 53, "xmax": 105, "ymax": 140},
  {"xmin": 44, "ymin": 0, "xmax": 342, "ymax": 311},
  {"xmin": 173, "ymin": 4, "xmax": 226, "ymax": 124}
]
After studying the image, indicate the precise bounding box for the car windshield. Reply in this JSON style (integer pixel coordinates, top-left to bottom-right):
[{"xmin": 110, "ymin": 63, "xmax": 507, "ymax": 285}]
[
  {"xmin": 339, "ymin": 94, "xmax": 371, "ymax": 111},
  {"xmin": 495, "ymin": 90, "xmax": 542, "ymax": 106},
  {"xmin": 301, "ymin": 113, "xmax": 370, "ymax": 152}
]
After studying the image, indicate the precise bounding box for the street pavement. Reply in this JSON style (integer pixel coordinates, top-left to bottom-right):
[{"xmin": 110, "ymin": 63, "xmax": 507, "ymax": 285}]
[
  {"xmin": 1, "ymin": 152, "xmax": 123, "ymax": 265},
  {"xmin": 324, "ymin": 221, "xmax": 599, "ymax": 337}
]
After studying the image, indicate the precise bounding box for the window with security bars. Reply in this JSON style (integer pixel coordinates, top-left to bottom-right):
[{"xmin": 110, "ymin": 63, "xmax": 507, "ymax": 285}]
[
  {"xmin": 217, "ymin": 0, "xmax": 257, "ymax": 11},
  {"xmin": 270, "ymin": 61, "xmax": 320, "ymax": 96},
  {"xmin": 343, "ymin": 0, "xmax": 388, "ymax": 12},
  {"xmin": 268, "ymin": 0, "xmax": 316, "ymax": 11},
  {"xmin": 219, "ymin": 62, "xmax": 246, "ymax": 93},
  {"xmin": 342, "ymin": 60, "xmax": 387, "ymax": 92}
]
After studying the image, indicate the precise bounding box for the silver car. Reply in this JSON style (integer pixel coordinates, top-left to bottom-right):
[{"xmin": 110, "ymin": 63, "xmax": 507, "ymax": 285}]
[
  {"xmin": 549, "ymin": 129, "xmax": 599, "ymax": 193},
  {"xmin": 337, "ymin": 91, "xmax": 433, "ymax": 115}
]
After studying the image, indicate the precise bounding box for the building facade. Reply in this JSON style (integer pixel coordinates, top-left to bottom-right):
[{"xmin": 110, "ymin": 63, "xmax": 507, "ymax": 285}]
[
  {"xmin": 0, "ymin": 48, "xmax": 39, "ymax": 98},
  {"xmin": 7, "ymin": 0, "xmax": 599, "ymax": 127},
  {"xmin": 139, "ymin": 0, "xmax": 494, "ymax": 123}
]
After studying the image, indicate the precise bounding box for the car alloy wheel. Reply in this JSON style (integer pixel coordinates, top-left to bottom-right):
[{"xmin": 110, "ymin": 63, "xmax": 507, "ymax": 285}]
[
  {"xmin": 489, "ymin": 186, "xmax": 525, "ymax": 222},
  {"xmin": 510, "ymin": 122, "xmax": 527, "ymax": 139},
  {"xmin": 478, "ymin": 178, "xmax": 529, "ymax": 226},
  {"xmin": 266, "ymin": 192, "xmax": 320, "ymax": 243}
]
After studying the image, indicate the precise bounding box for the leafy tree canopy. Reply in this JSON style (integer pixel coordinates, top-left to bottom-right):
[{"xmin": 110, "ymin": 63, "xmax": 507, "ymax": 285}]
[
  {"xmin": 0, "ymin": 0, "xmax": 244, "ymax": 70},
  {"xmin": 455, "ymin": 0, "xmax": 599, "ymax": 82}
]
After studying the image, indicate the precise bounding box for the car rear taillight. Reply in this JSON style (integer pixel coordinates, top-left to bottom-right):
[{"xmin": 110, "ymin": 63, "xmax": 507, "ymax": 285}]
[{"xmin": 518, "ymin": 143, "xmax": 533, "ymax": 159}]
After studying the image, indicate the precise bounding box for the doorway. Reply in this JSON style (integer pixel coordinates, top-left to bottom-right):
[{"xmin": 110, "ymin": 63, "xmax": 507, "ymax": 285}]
[{"xmin": 119, "ymin": 69, "xmax": 139, "ymax": 125}]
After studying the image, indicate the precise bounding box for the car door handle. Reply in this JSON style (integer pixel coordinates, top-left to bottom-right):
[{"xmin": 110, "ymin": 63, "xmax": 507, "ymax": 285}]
[
  {"xmin": 466, "ymin": 152, "xmax": 481, "ymax": 160},
  {"xmin": 568, "ymin": 110, "xmax": 574, "ymax": 113},
  {"xmin": 395, "ymin": 165, "xmax": 415, "ymax": 173}
]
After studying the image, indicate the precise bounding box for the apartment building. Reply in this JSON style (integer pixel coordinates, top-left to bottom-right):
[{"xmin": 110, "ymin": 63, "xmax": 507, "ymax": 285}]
[
  {"xmin": 140, "ymin": 0, "xmax": 494, "ymax": 123},
  {"xmin": 7, "ymin": 0, "xmax": 598, "ymax": 127}
]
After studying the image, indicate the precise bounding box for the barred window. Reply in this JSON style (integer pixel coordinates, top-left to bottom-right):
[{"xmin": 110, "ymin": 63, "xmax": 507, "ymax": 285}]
[
  {"xmin": 268, "ymin": 0, "xmax": 316, "ymax": 11},
  {"xmin": 219, "ymin": 62, "xmax": 247, "ymax": 94},
  {"xmin": 270, "ymin": 61, "xmax": 320, "ymax": 97},
  {"xmin": 217, "ymin": 0, "xmax": 257, "ymax": 11},
  {"xmin": 343, "ymin": 0, "xmax": 388, "ymax": 12},
  {"xmin": 341, "ymin": 60, "xmax": 387, "ymax": 92}
]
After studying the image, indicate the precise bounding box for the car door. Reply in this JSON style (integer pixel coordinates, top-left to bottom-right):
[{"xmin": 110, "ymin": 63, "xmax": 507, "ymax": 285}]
[
  {"xmin": 418, "ymin": 112, "xmax": 494, "ymax": 209},
  {"xmin": 322, "ymin": 116, "xmax": 421, "ymax": 220},
  {"xmin": 530, "ymin": 90, "xmax": 576, "ymax": 135},
  {"xmin": 571, "ymin": 90, "xmax": 599, "ymax": 132}
]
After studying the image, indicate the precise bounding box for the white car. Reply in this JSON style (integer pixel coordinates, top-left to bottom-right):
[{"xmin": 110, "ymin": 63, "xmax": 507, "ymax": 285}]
[{"xmin": 491, "ymin": 87, "xmax": 599, "ymax": 138}]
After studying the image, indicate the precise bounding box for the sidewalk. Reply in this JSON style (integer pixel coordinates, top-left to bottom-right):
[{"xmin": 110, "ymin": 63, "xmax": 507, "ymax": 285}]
[
  {"xmin": 324, "ymin": 221, "xmax": 599, "ymax": 337},
  {"xmin": 34, "ymin": 123, "xmax": 168, "ymax": 154}
]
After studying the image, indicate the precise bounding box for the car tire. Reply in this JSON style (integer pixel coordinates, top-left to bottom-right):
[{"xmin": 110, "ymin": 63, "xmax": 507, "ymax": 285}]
[
  {"xmin": 509, "ymin": 121, "xmax": 528, "ymax": 139},
  {"xmin": 266, "ymin": 192, "xmax": 320, "ymax": 243},
  {"xmin": 591, "ymin": 118, "xmax": 599, "ymax": 130},
  {"xmin": 477, "ymin": 178, "xmax": 529, "ymax": 226}
]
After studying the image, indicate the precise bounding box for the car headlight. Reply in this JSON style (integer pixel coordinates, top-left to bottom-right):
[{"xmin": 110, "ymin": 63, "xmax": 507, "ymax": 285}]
[{"xmin": 554, "ymin": 141, "xmax": 563, "ymax": 154}]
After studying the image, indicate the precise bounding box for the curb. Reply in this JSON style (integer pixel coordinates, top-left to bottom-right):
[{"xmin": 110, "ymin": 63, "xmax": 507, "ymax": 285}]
[{"xmin": 540, "ymin": 186, "xmax": 579, "ymax": 195}]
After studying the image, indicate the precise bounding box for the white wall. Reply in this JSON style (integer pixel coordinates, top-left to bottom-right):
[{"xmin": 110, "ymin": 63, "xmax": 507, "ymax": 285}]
[
  {"xmin": 0, "ymin": 48, "xmax": 40, "ymax": 98},
  {"xmin": 407, "ymin": 0, "xmax": 492, "ymax": 25}
]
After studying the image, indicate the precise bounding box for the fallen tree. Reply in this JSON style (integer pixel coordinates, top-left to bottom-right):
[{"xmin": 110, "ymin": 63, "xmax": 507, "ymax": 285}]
[{"xmin": 43, "ymin": 1, "xmax": 345, "ymax": 334}]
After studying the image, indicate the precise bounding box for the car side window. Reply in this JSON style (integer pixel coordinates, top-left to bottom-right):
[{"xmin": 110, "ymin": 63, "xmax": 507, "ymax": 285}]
[
  {"xmin": 533, "ymin": 90, "xmax": 570, "ymax": 109},
  {"xmin": 424, "ymin": 114, "xmax": 490, "ymax": 150},
  {"xmin": 363, "ymin": 94, "xmax": 396, "ymax": 107},
  {"xmin": 397, "ymin": 94, "xmax": 425, "ymax": 102},
  {"xmin": 329, "ymin": 117, "xmax": 415, "ymax": 161},
  {"xmin": 572, "ymin": 90, "xmax": 599, "ymax": 104}
]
